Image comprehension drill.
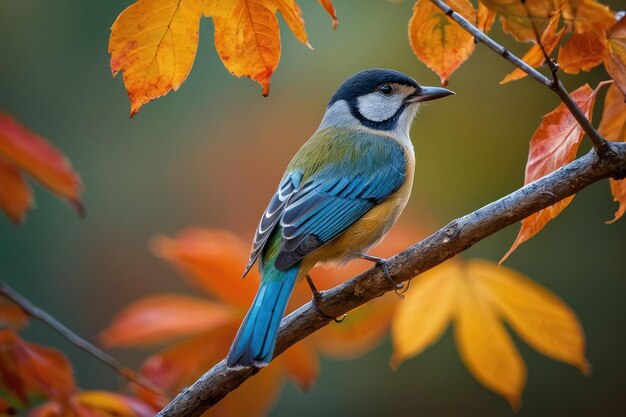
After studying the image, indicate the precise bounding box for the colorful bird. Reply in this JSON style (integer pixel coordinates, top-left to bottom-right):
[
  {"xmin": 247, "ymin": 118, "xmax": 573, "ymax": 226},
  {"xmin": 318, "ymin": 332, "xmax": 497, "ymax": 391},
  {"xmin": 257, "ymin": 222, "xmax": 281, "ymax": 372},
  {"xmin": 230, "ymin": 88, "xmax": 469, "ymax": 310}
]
[{"xmin": 227, "ymin": 69, "xmax": 453, "ymax": 368}]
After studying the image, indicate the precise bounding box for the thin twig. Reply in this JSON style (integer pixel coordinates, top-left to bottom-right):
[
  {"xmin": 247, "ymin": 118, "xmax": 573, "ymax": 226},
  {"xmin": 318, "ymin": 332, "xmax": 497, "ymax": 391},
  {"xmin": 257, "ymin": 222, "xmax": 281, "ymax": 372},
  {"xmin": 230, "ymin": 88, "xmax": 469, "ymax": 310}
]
[
  {"xmin": 157, "ymin": 142, "xmax": 626, "ymax": 417},
  {"xmin": 0, "ymin": 280, "xmax": 169, "ymax": 398},
  {"xmin": 429, "ymin": 0, "xmax": 613, "ymax": 157}
]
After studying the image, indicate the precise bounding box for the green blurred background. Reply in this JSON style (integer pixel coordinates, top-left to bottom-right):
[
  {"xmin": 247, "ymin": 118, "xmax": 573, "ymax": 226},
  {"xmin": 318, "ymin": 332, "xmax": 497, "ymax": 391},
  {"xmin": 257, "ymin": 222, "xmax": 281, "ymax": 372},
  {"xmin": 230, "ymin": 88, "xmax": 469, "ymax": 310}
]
[{"xmin": 1, "ymin": 0, "xmax": 625, "ymax": 416}]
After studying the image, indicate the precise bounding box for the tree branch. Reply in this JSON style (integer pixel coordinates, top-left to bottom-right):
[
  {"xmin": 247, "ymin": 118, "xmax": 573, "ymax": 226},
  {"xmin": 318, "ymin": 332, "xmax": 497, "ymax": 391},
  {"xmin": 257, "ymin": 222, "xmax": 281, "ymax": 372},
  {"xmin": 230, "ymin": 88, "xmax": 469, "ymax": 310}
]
[
  {"xmin": 429, "ymin": 0, "xmax": 613, "ymax": 157},
  {"xmin": 158, "ymin": 142, "xmax": 626, "ymax": 417},
  {"xmin": 0, "ymin": 281, "xmax": 168, "ymax": 398}
]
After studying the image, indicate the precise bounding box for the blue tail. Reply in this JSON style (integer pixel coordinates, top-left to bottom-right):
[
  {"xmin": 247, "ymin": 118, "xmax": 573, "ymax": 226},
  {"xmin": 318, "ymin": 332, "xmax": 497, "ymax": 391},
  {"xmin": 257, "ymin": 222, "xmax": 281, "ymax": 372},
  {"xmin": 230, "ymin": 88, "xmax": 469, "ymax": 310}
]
[{"xmin": 227, "ymin": 263, "xmax": 299, "ymax": 368}]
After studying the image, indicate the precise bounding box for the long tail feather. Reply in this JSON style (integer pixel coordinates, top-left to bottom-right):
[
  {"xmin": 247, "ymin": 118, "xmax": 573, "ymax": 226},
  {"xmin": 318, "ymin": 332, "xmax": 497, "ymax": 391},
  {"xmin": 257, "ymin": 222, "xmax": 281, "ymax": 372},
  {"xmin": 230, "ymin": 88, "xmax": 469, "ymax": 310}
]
[{"xmin": 227, "ymin": 263, "xmax": 299, "ymax": 368}]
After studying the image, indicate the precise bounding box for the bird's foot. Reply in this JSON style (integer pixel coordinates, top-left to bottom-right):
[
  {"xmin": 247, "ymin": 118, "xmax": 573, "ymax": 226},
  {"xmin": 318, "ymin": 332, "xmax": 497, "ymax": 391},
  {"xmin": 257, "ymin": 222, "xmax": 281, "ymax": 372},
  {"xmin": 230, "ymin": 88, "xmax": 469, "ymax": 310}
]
[
  {"xmin": 355, "ymin": 252, "xmax": 408, "ymax": 298},
  {"xmin": 305, "ymin": 274, "xmax": 346, "ymax": 323}
]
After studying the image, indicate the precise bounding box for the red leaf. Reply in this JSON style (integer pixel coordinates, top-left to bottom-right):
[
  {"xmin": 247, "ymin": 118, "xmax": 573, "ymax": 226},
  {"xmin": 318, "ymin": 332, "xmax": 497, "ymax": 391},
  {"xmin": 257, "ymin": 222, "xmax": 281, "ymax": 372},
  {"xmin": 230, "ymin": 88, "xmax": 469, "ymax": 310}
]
[{"xmin": 501, "ymin": 83, "xmax": 606, "ymax": 262}]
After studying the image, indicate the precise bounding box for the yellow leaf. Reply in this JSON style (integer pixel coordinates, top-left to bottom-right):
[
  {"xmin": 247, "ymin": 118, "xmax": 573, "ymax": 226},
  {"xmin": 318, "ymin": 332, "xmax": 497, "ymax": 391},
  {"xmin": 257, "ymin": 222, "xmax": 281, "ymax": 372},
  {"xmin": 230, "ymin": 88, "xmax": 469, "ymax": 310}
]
[
  {"xmin": 454, "ymin": 275, "xmax": 526, "ymax": 410},
  {"xmin": 409, "ymin": 0, "xmax": 477, "ymax": 85},
  {"xmin": 469, "ymin": 260, "xmax": 590, "ymax": 374},
  {"xmin": 477, "ymin": 1, "xmax": 497, "ymax": 33},
  {"xmin": 390, "ymin": 262, "xmax": 460, "ymax": 368},
  {"xmin": 109, "ymin": 0, "xmax": 202, "ymax": 116},
  {"xmin": 318, "ymin": 0, "xmax": 338, "ymax": 29}
]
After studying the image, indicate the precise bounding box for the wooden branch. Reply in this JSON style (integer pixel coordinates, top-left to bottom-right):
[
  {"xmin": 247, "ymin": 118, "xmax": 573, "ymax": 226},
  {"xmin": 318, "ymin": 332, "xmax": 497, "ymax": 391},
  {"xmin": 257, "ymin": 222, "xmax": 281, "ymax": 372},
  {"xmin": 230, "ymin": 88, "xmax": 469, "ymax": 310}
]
[
  {"xmin": 0, "ymin": 281, "xmax": 168, "ymax": 398},
  {"xmin": 429, "ymin": 0, "xmax": 613, "ymax": 157},
  {"xmin": 158, "ymin": 142, "xmax": 626, "ymax": 417}
]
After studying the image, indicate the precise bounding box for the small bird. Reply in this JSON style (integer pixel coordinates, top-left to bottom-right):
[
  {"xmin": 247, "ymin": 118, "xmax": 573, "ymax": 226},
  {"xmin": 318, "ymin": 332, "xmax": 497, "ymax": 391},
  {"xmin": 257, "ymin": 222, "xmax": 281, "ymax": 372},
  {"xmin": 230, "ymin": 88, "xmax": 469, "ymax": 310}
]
[{"xmin": 227, "ymin": 69, "xmax": 453, "ymax": 368}]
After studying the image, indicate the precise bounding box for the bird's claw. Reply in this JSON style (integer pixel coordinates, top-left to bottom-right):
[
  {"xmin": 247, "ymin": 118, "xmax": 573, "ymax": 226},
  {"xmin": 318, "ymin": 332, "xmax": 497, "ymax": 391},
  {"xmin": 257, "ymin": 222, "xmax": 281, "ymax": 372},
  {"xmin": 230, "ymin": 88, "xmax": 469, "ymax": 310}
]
[
  {"xmin": 356, "ymin": 253, "xmax": 405, "ymax": 298},
  {"xmin": 305, "ymin": 275, "xmax": 346, "ymax": 323}
]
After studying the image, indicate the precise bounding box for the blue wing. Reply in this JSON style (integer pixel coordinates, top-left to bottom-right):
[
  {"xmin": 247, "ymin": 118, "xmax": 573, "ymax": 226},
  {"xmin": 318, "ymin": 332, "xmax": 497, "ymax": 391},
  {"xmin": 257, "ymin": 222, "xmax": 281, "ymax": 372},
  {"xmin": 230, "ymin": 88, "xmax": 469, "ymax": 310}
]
[{"xmin": 242, "ymin": 129, "xmax": 407, "ymax": 275}]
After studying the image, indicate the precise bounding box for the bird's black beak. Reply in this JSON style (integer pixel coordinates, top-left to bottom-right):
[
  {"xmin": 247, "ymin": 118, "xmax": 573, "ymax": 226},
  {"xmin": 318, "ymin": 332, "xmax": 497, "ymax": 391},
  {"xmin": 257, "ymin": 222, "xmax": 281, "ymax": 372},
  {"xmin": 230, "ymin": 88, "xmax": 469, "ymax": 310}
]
[{"xmin": 405, "ymin": 86, "xmax": 455, "ymax": 103}]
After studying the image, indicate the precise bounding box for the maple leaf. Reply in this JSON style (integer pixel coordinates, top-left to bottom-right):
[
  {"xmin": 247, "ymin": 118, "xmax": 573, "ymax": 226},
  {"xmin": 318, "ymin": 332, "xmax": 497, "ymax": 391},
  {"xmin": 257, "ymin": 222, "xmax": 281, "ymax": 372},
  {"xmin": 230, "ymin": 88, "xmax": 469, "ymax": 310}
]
[
  {"xmin": 501, "ymin": 14, "xmax": 565, "ymax": 84},
  {"xmin": 501, "ymin": 82, "xmax": 607, "ymax": 262},
  {"xmin": 480, "ymin": 0, "xmax": 566, "ymax": 42},
  {"xmin": 392, "ymin": 259, "xmax": 588, "ymax": 409},
  {"xmin": 409, "ymin": 0, "xmax": 477, "ymax": 85},
  {"xmin": 598, "ymin": 83, "xmax": 626, "ymax": 223},
  {"xmin": 101, "ymin": 225, "xmax": 419, "ymax": 416},
  {"xmin": 110, "ymin": 0, "xmax": 337, "ymax": 115},
  {"xmin": 0, "ymin": 330, "xmax": 75, "ymax": 404},
  {"xmin": 0, "ymin": 113, "xmax": 82, "ymax": 224},
  {"xmin": 558, "ymin": 26, "xmax": 609, "ymax": 74},
  {"xmin": 605, "ymin": 16, "xmax": 626, "ymax": 97}
]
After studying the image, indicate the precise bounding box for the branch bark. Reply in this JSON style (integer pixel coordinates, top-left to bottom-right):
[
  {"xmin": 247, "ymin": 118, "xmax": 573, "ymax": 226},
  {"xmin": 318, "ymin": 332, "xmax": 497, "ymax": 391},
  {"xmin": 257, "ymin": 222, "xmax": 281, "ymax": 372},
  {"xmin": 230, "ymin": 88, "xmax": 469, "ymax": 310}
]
[
  {"xmin": 158, "ymin": 142, "xmax": 626, "ymax": 417},
  {"xmin": 429, "ymin": 0, "xmax": 613, "ymax": 157}
]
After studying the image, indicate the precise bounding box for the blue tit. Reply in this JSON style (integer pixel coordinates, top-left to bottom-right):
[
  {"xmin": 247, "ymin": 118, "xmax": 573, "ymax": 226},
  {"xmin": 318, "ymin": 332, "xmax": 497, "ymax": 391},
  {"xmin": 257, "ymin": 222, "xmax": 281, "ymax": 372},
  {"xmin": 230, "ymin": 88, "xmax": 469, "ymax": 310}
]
[{"xmin": 227, "ymin": 68, "xmax": 454, "ymax": 368}]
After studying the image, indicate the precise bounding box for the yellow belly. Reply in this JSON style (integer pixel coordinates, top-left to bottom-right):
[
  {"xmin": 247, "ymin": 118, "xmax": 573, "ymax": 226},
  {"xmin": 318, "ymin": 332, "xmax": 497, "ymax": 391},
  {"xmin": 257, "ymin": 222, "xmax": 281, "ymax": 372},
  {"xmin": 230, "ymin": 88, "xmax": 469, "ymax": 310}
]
[{"xmin": 297, "ymin": 154, "xmax": 415, "ymax": 278}]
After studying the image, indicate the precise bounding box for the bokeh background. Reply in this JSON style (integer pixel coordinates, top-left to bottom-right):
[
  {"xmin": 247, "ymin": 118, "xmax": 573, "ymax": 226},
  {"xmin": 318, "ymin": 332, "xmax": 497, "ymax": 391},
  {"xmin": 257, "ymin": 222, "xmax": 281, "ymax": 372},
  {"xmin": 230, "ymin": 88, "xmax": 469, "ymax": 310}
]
[{"xmin": 1, "ymin": 0, "xmax": 625, "ymax": 416}]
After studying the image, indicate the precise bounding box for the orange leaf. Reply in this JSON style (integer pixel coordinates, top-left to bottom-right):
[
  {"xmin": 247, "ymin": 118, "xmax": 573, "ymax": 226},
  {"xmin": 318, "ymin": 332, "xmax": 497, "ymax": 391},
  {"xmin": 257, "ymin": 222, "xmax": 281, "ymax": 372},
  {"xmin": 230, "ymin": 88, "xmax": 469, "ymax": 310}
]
[
  {"xmin": 138, "ymin": 329, "xmax": 233, "ymax": 404},
  {"xmin": 0, "ymin": 113, "xmax": 82, "ymax": 217},
  {"xmin": 0, "ymin": 158, "xmax": 32, "ymax": 224},
  {"xmin": 469, "ymin": 260, "xmax": 589, "ymax": 373},
  {"xmin": 212, "ymin": 0, "xmax": 283, "ymax": 96},
  {"xmin": 30, "ymin": 391, "xmax": 157, "ymax": 417},
  {"xmin": 564, "ymin": 0, "xmax": 616, "ymax": 34},
  {"xmin": 318, "ymin": 0, "xmax": 338, "ymax": 29},
  {"xmin": 151, "ymin": 229, "xmax": 258, "ymax": 309},
  {"xmin": 0, "ymin": 330, "xmax": 75, "ymax": 402},
  {"xmin": 454, "ymin": 275, "xmax": 526, "ymax": 410},
  {"xmin": 0, "ymin": 299, "xmax": 29, "ymax": 328},
  {"xmin": 109, "ymin": 0, "xmax": 202, "ymax": 116},
  {"xmin": 281, "ymin": 341, "xmax": 319, "ymax": 390},
  {"xmin": 501, "ymin": 14, "xmax": 565, "ymax": 84},
  {"xmin": 477, "ymin": 1, "xmax": 497, "ymax": 33},
  {"xmin": 390, "ymin": 262, "xmax": 460, "ymax": 368},
  {"xmin": 558, "ymin": 28, "xmax": 609, "ymax": 74},
  {"xmin": 481, "ymin": 0, "xmax": 566, "ymax": 42},
  {"xmin": 605, "ymin": 17, "xmax": 626, "ymax": 98},
  {"xmin": 409, "ymin": 0, "xmax": 477, "ymax": 85},
  {"xmin": 598, "ymin": 83, "xmax": 626, "ymax": 222},
  {"xmin": 501, "ymin": 83, "xmax": 604, "ymax": 262},
  {"xmin": 100, "ymin": 294, "xmax": 235, "ymax": 348}
]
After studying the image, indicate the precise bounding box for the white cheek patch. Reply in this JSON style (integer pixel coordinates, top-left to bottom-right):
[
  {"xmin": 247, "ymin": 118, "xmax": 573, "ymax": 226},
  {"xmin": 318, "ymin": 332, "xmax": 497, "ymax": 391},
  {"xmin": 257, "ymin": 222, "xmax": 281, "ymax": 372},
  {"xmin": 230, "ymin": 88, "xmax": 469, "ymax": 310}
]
[{"xmin": 356, "ymin": 92, "xmax": 403, "ymax": 122}]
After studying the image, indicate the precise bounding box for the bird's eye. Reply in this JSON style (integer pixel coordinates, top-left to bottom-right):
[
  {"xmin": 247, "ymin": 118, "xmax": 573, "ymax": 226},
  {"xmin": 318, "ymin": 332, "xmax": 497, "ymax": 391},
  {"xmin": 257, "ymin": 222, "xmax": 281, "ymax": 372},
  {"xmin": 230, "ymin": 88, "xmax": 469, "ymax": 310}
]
[{"xmin": 378, "ymin": 84, "xmax": 393, "ymax": 95}]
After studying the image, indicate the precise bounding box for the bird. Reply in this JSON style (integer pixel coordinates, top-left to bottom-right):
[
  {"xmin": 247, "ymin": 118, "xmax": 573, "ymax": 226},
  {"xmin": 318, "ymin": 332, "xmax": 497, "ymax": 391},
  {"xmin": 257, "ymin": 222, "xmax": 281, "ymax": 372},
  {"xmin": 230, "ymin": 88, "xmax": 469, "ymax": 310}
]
[{"xmin": 227, "ymin": 68, "xmax": 454, "ymax": 368}]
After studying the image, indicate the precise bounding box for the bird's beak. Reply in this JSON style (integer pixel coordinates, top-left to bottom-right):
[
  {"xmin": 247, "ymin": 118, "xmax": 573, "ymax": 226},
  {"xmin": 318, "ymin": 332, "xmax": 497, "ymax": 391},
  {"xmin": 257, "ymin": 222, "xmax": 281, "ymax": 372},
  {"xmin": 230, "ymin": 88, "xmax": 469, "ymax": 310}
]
[{"xmin": 405, "ymin": 86, "xmax": 455, "ymax": 103}]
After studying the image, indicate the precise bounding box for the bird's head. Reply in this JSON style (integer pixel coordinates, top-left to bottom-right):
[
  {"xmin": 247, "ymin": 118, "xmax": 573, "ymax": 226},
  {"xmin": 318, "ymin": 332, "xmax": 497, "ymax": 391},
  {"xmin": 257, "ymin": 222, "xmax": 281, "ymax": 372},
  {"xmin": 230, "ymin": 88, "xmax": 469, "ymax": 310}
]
[{"xmin": 321, "ymin": 68, "xmax": 454, "ymax": 137}]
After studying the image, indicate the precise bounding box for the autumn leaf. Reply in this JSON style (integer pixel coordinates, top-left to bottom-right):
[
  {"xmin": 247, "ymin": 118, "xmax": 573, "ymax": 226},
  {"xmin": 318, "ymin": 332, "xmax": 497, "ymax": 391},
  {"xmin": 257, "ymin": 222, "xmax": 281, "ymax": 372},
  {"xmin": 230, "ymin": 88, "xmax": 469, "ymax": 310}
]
[
  {"xmin": 598, "ymin": 83, "xmax": 626, "ymax": 223},
  {"xmin": 0, "ymin": 298, "xmax": 29, "ymax": 329},
  {"xmin": 477, "ymin": 1, "xmax": 497, "ymax": 33},
  {"xmin": 409, "ymin": 0, "xmax": 477, "ymax": 85},
  {"xmin": 564, "ymin": 0, "xmax": 616, "ymax": 34},
  {"xmin": 558, "ymin": 27, "xmax": 609, "ymax": 74},
  {"xmin": 281, "ymin": 342, "xmax": 319, "ymax": 391},
  {"xmin": 605, "ymin": 16, "xmax": 626, "ymax": 97},
  {"xmin": 318, "ymin": 0, "xmax": 338, "ymax": 29},
  {"xmin": 30, "ymin": 391, "xmax": 157, "ymax": 417},
  {"xmin": 99, "ymin": 294, "xmax": 236, "ymax": 347},
  {"xmin": 501, "ymin": 82, "xmax": 606, "ymax": 262},
  {"xmin": 480, "ymin": 0, "xmax": 566, "ymax": 42},
  {"xmin": 501, "ymin": 14, "xmax": 565, "ymax": 84},
  {"xmin": 110, "ymin": 0, "xmax": 334, "ymax": 115},
  {"xmin": 0, "ymin": 113, "xmax": 82, "ymax": 224},
  {"xmin": 0, "ymin": 330, "xmax": 75, "ymax": 403},
  {"xmin": 392, "ymin": 259, "xmax": 588, "ymax": 409}
]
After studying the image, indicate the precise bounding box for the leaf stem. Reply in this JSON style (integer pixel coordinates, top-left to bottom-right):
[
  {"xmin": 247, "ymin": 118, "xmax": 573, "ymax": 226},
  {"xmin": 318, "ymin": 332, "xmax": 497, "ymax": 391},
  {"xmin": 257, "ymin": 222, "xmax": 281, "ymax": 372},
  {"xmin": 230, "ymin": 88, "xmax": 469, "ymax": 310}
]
[
  {"xmin": 0, "ymin": 280, "xmax": 169, "ymax": 399},
  {"xmin": 429, "ymin": 0, "xmax": 613, "ymax": 157}
]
